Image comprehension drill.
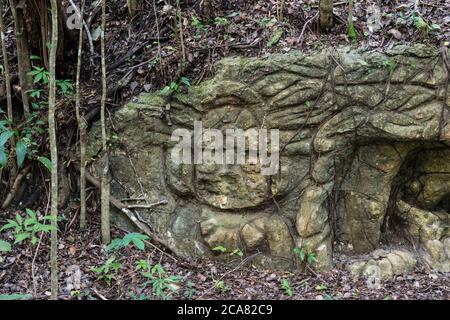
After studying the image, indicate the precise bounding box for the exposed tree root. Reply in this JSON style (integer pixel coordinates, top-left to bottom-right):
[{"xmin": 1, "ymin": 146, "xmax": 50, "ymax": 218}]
[
  {"xmin": 79, "ymin": 167, "xmax": 180, "ymax": 258},
  {"xmin": 1, "ymin": 165, "xmax": 30, "ymax": 209}
]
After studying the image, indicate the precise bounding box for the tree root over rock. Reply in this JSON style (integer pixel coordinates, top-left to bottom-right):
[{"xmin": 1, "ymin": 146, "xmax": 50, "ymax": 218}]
[{"xmin": 76, "ymin": 165, "xmax": 182, "ymax": 259}]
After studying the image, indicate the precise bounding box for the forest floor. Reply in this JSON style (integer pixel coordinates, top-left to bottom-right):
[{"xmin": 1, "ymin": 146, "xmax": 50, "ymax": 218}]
[
  {"xmin": 0, "ymin": 220, "xmax": 449, "ymax": 300},
  {"xmin": 0, "ymin": 0, "xmax": 450, "ymax": 300},
  {"xmin": 93, "ymin": 0, "xmax": 450, "ymax": 108}
]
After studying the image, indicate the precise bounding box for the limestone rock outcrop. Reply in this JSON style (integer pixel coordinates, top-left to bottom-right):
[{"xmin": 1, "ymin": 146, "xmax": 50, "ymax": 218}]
[
  {"xmin": 348, "ymin": 249, "xmax": 417, "ymax": 279},
  {"xmin": 87, "ymin": 44, "xmax": 450, "ymax": 274}
]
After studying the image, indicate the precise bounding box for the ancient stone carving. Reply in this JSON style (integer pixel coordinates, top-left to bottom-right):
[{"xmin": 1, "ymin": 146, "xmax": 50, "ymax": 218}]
[{"xmin": 87, "ymin": 44, "xmax": 450, "ymax": 274}]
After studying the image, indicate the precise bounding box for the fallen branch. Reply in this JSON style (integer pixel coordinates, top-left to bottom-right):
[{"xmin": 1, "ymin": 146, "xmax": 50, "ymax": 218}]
[
  {"xmin": 126, "ymin": 200, "xmax": 167, "ymax": 209},
  {"xmin": 81, "ymin": 169, "xmax": 178, "ymax": 256},
  {"xmin": 92, "ymin": 287, "xmax": 108, "ymax": 300},
  {"xmin": 298, "ymin": 12, "xmax": 319, "ymax": 46}
]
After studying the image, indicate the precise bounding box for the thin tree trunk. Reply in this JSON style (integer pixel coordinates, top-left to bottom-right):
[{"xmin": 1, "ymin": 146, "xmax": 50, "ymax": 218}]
[
  {"xmin": 278, "ymin": 0, "xmax": 286, "ymax": 21},
  {"xmin": 319, "ymin": 0, "xmax": 334, "ymax": 31},
  {"xmin": 48, "ymin": 0, "xmax": 59, "ymax": 300},
  {"xmin": 100, "ymin": 0, "xmax": 110, "ymax": 244},
  {"xmin": 0, "ymin": 1, "xmax": 17, "ymax": 182},
  {"xmin": 347, "ymin": 0, "xmax": 356, "ymax": 42},
  {"xmin": 9, "ymin": 0, "xmax": 31, "ymax": 115},
  {"xmin": 127, "ymin": 0, "xmax": 138, "ymax": 17},
  {"xmin": 74, "ymin": 0, "xmax": 87, "ymax": 229},
  {"xmin": 176, "ymin": 0, "xmax": 186, "ymax": 63}
]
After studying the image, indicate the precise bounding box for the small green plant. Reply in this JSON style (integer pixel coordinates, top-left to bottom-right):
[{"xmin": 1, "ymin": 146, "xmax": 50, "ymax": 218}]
[
  {"xmin": 396, "ymin": 11, "xmax": 408, "ymax": 26},
  {"xmin": 130, "ymin": 292, "xmax": 152, "ymax": 300},
  {"xmin": 0, "ymin": 209, "xmax": 54, "ymax": 245},
  {"xmin": 28, "ymin": 66, "xmax": 49, "ymax": 85},
  {"xmin": 135, "ymin": 259, "xmax": 150, "ymax": 271},
  {"xmin": 0, "ymin": 115, "xmax": 50, "ymax": 170},
  {"xmin": 213, "ymin": 280, "xmax": 230, "ymax": 293},
  {"xmin": 267, "ymin": 28, "xmax": 283, "ymax": 48},
  {"xmin": 212, "ymin": 245, "xmax": 227, "ymax": 253},
  {"xmin": 191, "ymin": 16, "xmax": 207, "ymax": 37},
  {"xmin": 229, "ymin": 248, "xmax": 243, "ymax": 257},
  {"xmin": 90, "ymin": 256, "xmax": 122, "ymax": 285},
  {"xmin": 141, "ymin": 263, "xmax": 181, "ymax": 300},
  {"xmin": 293, "ymin": 242, "xmax": 317, "ymax": 266},
  {"xmin": 183, "ymin": 281, "xmax": 196, "ymax": 299},
  {"xmin": 0, "ymin": 240, "xmax": 11, "ymax": 252},
  {"xmin": 28, "ymin": 88, "xmax": 43, "ymax": 99},
  {"xmin": 160, "ymin": 77, "xmax": 190, "ymax": 96},
  {"xmin": 396, "ymin": 10, "xmax": 440, "ymax": 36},
  {"xmin": 28, "ymin": 62, "xmax": 73, "ymax": 96},
  {"xmin": 212, "ymin": 245, "xmax": 243, "ymax": 257},
  {"xmin": 382, "ymin": 58, "xmax": 397, "ymax": 74},
  {"xmin": 256, "ymin": 17, "xmax": 274, "ymax": 28},
  {"xmin": 323, "ymin": 293, "xmax": 335, "ymax": 300},
  {"xmin": 70, "ymin": 289, "xmax": 93, "ymax": 299},
  {"xmin": 70, "ymin": 290, "xmax": 81, "ymax": 298},
  {"xmin": 214, "ymin": 17, "xmax": 228, "ymax": 27},
  {"xmin": 56, "ymin": 79, "xmax": 74, "ymax": 95},
  {"xmin": 414, "ymin": 16, "xmax": 440, "ymax": 36},
  {"xmin": 315, "ymin": 284, "xmax": 328, "ymax": 291},
  {"xmin": 347, "ymin": 20, "xmax": 357, "ymax": 43},
  {"xmin": 106, "ymin": 232, "xmax": 150, "ymax": 252},
  {"xmin": 280, "ymin": 279, "xmax": 293, "ymax": 297},
  {"xmin": 0, "ymin": 124, "xmax": 27, "ymax": 168}
]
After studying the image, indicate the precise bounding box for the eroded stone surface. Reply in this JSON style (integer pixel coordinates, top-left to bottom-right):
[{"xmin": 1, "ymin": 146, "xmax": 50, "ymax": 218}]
[
  {"xmin": 87, "ymin": 44, "xmax": 450, "ymax": 273},
  {"xmin": 348, "ymin": 249, "xmax": 417, "ymax": 279}
]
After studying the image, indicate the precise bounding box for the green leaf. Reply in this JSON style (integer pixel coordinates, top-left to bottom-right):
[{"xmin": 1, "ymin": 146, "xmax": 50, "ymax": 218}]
[
  {"xmin": 42, "ymin": 72, "xmax": 49, "ymax": 85},
  {"xmin": 15, "ymin": 213, "xmax": 23, "ymax": 225},
  {"xmin": 414, "ymin": 16, "xmax": 428, "ymax": 30},
  {"xmin": 0, "ymin": 130, "xmax": 13, "ymax": 146},
  {"xmin": 348, "ymin": 21, "xmax": 357, "ymax": 42},
  {"xmin": 267, "ymin": 28, "xmax": 283, "ymax": 48},
  {"xmin": 37, "ymin": 156, "xmax": 52, "ymax": 172},
  {"xmin": 0, "ymin": 120, "xmax": 9, "ymax": 130},
  {"xmin": 105, "ymin": 238, "xmax": 124, "ymax": 252},
  {"xmin": 124, "ymin": 233, "xmax": 149, "ymax": 250},
  {"xmin": 230, "ymin": 249, "xmax": 243, "ymax": 256},
  {"xmin": 0, "ymin": 219, "xmax": 19, "ymax": 231},
  {"xmin": 299, "ymin": 251, "xmax": 305, "ymax": 261},
  {"xmin": 14, "ymin": 232, "xmax": 31, "ymax": 244},
  {"xmin": 430, "ymin": 23, "xmax": 441, "ymax": 30},
  {"xmin": 179, "ymin": 77, "xmax": 190, "ymax": 87},
  {"xmin": 34, "ymin": 72, "xmax": 43, "ymax": 83},
  {"xmin": 315, "ymin": 284, "xmax": 327, "ymax": 291},
  {"xmin": 307, "ymin": 254, "xmax": 317, "ymax": 265},
  {"xmin": 28, "ymin": 68, "xmax": 42, "ymax": 76},
  {"xmin": 0, "ymin": 240, "xmax": 11, "ymax": 252},
  {"xmin": 25, "ymin": 208, "xmax": 36, "ymax": 219},
  {"xmin": 212, "ymin": 245, "xmax": 227, "ymax": 253},
  {"xmin": 0, "ymin": 147, "xmax": 7, "ymax": 167},
  {"xmin": 160, "ymin": 86, "xmax": 171, "ymax": 96},
  {"xmin": 15, "ymin": 139, "xmax": 28, "ymax": 168},
  {"xmin": 132, "ymin": 238, "xmax": 145, "ymax": 250}
]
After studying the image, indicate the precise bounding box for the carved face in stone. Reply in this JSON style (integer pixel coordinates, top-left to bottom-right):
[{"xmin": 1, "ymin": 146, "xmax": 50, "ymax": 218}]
[{"xmin": 88, "ymin": 45, "xmax": 450, "ymax": 272}]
